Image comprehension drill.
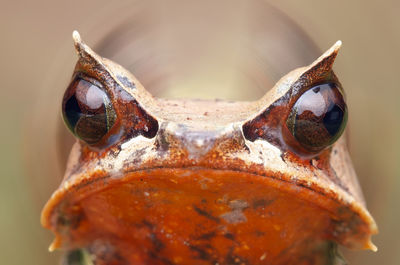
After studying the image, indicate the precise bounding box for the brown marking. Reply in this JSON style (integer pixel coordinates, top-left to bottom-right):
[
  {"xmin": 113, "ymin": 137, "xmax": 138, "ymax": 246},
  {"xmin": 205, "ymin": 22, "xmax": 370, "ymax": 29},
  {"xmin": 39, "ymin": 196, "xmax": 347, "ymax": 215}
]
[{"xmin": 193, "ymin": 205, "xmax": 221, "ymax": 223}]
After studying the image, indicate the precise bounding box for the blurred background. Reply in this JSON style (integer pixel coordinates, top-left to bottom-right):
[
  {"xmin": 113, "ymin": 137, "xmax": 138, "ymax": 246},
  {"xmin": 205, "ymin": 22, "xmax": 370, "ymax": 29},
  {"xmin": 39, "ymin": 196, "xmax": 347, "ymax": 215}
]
[{"xmin": 0, "ymin": 0, "xmax": 399, "ymax": 264}]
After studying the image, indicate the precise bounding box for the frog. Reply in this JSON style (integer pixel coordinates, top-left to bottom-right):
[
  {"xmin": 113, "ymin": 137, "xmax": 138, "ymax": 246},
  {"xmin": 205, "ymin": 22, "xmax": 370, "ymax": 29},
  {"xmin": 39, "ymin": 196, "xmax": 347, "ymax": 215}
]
[{"xmin": 41, "ymin": 31, "xmax": 377, "ymax": 265}]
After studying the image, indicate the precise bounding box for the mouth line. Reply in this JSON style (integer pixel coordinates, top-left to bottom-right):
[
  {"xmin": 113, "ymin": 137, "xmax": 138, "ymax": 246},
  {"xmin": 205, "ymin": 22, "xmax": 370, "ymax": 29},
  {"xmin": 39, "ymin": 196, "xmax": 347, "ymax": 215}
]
[
  {"xmin": 75, "ymin": 165, "xmax": 340, "ymax": 208},
  {"xmin": 126, "ymin": 165, "xmax": 332, "ymax": 199}
]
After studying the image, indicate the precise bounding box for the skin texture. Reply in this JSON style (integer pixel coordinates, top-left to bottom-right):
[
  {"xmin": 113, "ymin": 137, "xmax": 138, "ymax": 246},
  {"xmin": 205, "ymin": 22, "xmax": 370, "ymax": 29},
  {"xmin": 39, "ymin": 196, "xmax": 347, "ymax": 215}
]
[{"xmin": 41, "ymin": 32, "xmax": 377, "ymax": 265}]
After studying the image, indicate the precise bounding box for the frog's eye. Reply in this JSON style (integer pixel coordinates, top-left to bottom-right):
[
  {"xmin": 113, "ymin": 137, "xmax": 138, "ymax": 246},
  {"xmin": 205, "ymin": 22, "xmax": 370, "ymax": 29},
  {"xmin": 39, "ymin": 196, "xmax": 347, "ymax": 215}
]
[
  {"xmin": 284, "ymin": 82, "xmax": 347, "ymax": 153},
  {"xmin": 62, "ymin": 77, "xmax": 117, "ymax": 145}
]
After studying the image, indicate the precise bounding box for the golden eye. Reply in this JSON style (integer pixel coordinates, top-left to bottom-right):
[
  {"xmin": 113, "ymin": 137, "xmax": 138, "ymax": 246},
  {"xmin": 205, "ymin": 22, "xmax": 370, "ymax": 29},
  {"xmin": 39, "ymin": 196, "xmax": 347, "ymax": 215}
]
[
  {"xmin": 62, "ymin": 77, "xmax": 117, "ymax": 145},
  {"xmin": 285, "ymin": 82, "xmax": 347, "ymax": 153}
]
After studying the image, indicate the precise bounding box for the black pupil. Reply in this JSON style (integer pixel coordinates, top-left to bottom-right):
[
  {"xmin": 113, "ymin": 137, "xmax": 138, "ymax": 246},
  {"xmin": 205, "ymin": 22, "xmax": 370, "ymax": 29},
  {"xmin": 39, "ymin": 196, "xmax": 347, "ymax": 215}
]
[
  {"xmin": 323, "ymin": 104, "xmax": 344, "ymax": 136},
  {"xmin": 287, "ymin": 82, "xmax": 347, "ymax": 152},
  {"xmin": 63, "ymin": 78, "xmax": 116, "ymax": 144},
  {"xmin": 64, "ymin": 92, "xmax": 81, "ymax": 129}
]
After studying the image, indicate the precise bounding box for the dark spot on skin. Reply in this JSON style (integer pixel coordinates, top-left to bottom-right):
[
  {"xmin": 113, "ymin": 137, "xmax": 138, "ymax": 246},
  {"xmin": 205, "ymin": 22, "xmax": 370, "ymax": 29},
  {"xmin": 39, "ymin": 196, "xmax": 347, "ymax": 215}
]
[
  {"xmin": 189, "ymin": 244, "xmax": 212, "ymax": 261},
  {"xmin": 125, "ymin": 147, "xmax": 146, "ymax": 167},
  {"xmin": 148, "ymin": 251, "xmax": 174, "ymax": 265},
  {"xmin": 109, "ymin": 145, "xmax": 121, "ymax": 158},
  {"xmin": 243, "ymin": 143, "xmax": 251, "ymax": 153},
  {"xmin": 193, "ymin": 205, "xmax": 220, "ymax": 223},
  {"xmin": 253, "ymin": 198, "xmax": 275, "ymax": 209},
  {"xmin": 201, "ymin": 199, "xmax": 207, "ymax": 204},
  {"xmin": 57, "ymin": 211, "xmax": 83, "ymax": 229},
  {"xmin": 280, "ymin": 153, "xmax": 287, "ymax": 163},
  {"xmin": 267, "ymin": 211, "xmax": 275, "ymax": 217},
  {"xmin": 224, "ymin": 233, "xmax": 235, "ymax": 240},
  {"xmin": 117, "ymin": 75, "xmax": 136, "ymax": 90},
  {"xmin": 140, "ymin": 220, "xmax": 165, "ymax": 252},
  {"xmin": 135, "ymin": 148, "xmax": 146, "ymax": 157},
  {"xmin": 255, "ymin": 231, "xmax": 266, "ymax": 237},
  {"xmin": 142, "ymin": 219, "xmax": 154, "ymax": 229},
  {"xmin": 197, "ymin": 231, "xmax": 217, "ymax": 240},
  {"xmin": 155, "ymin": 127, "xmax": 170, "ymax": 153},
  {"xmin": 149, "ymin": 233, "xmax": 165, "ymax": 252}
]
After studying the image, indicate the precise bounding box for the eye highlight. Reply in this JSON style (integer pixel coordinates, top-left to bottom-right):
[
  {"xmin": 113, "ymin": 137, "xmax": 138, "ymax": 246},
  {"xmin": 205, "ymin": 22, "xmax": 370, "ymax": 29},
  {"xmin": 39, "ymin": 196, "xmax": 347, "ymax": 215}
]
[
  {"xmin": 285, "ymin": 82, "xmax": 347, "ymax": 153},
  {"xmin": 62, "ymin": 77, "xmax": 117, "ymax": 145}
]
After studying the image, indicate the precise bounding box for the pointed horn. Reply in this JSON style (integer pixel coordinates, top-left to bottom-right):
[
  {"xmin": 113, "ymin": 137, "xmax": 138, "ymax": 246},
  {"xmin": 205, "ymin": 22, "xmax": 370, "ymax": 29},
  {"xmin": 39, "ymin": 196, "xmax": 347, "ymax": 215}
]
[
  {"xmin": 69, "ymin": 30, "xmax": 154, "ymax": 99},
  {"xmin": 305, "ymin": 40, "xmax": 342, "ymax": 76},
  {"xmin": 71, "ymin": 30, "xmax": 101, "ymax": 65},
  {"xmin": 287, "ymin": 41, "xmax": 343, "ymax": 95},
  {"xmin": 72, "ymin": 30, "xmax": 86, "ymax": 57},
  {"xmin": 72, "ymin": 30, "xmax": 82, "ymax": 47}
]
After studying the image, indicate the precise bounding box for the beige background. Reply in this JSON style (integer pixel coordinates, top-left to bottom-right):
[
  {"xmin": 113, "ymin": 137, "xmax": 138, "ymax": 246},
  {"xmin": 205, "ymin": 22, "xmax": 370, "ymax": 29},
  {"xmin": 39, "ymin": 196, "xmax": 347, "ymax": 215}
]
[{"xmin": 0, "ymin": 0, "xmax": 399, "ymax": 264}]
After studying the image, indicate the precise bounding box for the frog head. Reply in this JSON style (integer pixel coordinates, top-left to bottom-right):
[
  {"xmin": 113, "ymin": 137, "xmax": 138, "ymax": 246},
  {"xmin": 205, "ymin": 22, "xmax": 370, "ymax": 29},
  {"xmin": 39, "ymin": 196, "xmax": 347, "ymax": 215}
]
[{"xmin": 42, "ymin": 31, "xmax": 377, "ymax": 265}]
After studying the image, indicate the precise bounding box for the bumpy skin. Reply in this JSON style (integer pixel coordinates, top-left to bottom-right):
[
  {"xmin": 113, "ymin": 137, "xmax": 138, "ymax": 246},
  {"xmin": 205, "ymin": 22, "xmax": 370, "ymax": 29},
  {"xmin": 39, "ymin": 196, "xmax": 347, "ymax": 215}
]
[{"xmin": 41, "ymin": 32, "xmax": 377, "ymax": 265}]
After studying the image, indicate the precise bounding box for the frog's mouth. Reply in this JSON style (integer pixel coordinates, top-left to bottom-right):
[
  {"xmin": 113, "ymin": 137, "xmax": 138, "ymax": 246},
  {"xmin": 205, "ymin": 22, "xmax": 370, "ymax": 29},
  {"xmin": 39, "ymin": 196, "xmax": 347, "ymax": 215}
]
[{"xmin": 42, "ymin": 163, "xmax": 377, "ymax": 265}]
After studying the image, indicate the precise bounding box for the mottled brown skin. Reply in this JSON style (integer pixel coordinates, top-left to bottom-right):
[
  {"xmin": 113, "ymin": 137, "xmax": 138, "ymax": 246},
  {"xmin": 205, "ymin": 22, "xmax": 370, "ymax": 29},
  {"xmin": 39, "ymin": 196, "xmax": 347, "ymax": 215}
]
[{"xmin": 41, "ymin": 32, "xmax": 377, "ymax": 265}]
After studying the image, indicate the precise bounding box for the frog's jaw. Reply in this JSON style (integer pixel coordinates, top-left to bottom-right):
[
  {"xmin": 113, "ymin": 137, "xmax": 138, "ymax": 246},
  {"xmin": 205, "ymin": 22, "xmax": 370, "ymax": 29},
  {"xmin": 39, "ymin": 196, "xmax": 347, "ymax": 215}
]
[
  {"xmin": 42, "ymin": 125, "xmax": 376, "ymax": 256},
  {"xmin": 44, "ymin": 168, "xmax": 355, "ymax": 265},
  {"xmin": 42, "ymin": 137, "xmax": 377, "ymax": 265}
]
